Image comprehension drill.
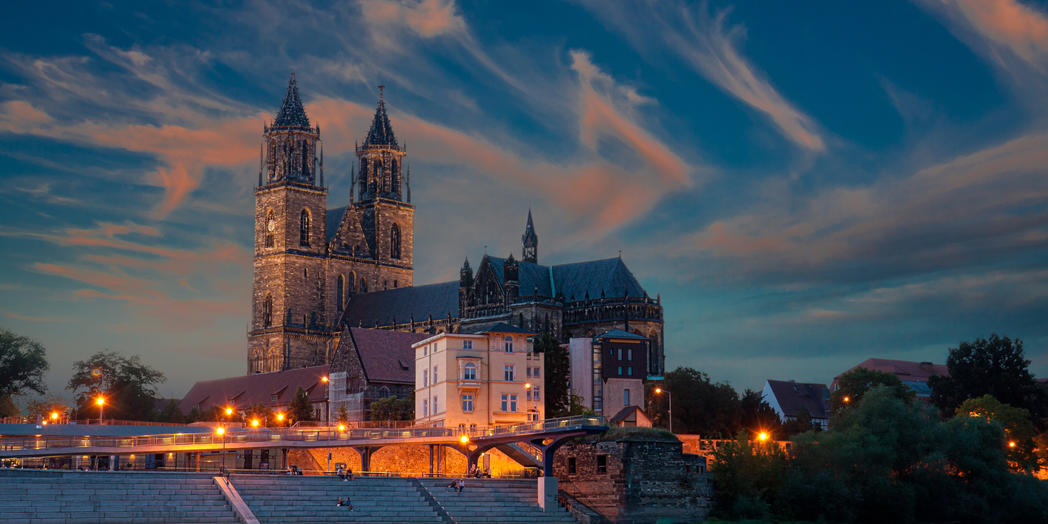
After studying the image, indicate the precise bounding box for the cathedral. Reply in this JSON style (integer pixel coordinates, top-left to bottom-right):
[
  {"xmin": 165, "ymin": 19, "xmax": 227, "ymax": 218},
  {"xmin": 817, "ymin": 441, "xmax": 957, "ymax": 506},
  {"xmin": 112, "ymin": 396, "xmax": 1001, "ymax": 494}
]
[{"xmin": 248, "ymin": 76, "xmax": 665, "ymax": 378}]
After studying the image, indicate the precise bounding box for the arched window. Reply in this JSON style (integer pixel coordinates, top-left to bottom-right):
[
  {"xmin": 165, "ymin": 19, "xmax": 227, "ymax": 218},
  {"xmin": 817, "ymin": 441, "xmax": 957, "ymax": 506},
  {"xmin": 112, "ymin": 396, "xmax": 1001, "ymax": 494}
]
[
  {"xmin": 336, "ymin": 275, "xmax": 345, "ymax": 312},
  {"xmin": 390, "ymin": 223, "xmax": 401, "ymax": 259},
  {"xmin": 262, "ymin": 294, "xmax": 273, "ymax": 328},
  {"xmin": 264, "ymin": 209, "xmax": 275, "ymax": 248},
  {"xmin": 300, "ymin": 209, "xmax": 311, "ymax": 247},
  {"xmin": 360, "ymin": 278, "xmax": 368, "ymax": 293},
  {"xmin": 349, "ymin": 271, "xmax": 357, "ymax": 294}
]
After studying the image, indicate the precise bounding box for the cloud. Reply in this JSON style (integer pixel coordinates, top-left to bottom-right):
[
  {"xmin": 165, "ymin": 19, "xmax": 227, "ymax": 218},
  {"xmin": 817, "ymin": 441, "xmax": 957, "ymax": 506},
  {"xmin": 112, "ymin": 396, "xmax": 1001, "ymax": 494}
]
[
  {"xmin": 360, "ymin": 0, "xmax": 466, "ymax": 42},
  {"xmin": 917, "ymin": 0, "xmax": 1048, "ymax": 76},
  {"xmin": 676, "ymin": 129, "xmax": 1048, "ymax": 284},
  {"xmin": 582, "ymin": 1, "xmax": 825, "ymax": 153}
]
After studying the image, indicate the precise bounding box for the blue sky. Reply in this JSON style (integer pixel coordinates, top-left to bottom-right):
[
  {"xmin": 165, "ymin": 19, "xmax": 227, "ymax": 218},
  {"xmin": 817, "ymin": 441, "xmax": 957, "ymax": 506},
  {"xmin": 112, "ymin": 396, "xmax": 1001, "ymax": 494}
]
[{"xmin": 1, "ymin": 0, "xmax": 1046, "ymax": 401}]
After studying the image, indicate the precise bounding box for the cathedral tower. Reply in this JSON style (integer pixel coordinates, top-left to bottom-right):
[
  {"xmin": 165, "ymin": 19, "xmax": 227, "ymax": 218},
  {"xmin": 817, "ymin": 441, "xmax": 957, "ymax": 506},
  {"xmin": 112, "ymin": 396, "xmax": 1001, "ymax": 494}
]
[
  {"xmin": 522, "ymin": 210, "xmax": 538, "ymax": 263},
  {"xmin": 249, "ymin": 74, "xmax": 329, "ymax": 373}
]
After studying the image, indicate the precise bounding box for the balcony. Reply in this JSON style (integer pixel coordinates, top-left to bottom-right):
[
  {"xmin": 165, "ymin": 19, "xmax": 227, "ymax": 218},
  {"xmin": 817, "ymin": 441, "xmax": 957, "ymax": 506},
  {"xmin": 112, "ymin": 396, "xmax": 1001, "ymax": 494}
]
[{"xmin": 456, "ymin": 380, "xmax": 481, "ymax": 389}]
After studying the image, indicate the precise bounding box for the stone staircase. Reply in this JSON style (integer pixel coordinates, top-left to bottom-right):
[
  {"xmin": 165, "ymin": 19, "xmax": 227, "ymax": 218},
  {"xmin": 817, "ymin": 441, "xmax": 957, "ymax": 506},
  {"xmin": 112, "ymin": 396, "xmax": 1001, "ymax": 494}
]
[
  {"xmin": 0, "ymin": 469, "xmax": 239, "ymax": 523},
  {"xmin": 230, "ymin": 474, "xmax": 444, "ymax": 524},
  {"xmin": 418, "ymin": 478, "xmax": 577, "ymax": 523}
]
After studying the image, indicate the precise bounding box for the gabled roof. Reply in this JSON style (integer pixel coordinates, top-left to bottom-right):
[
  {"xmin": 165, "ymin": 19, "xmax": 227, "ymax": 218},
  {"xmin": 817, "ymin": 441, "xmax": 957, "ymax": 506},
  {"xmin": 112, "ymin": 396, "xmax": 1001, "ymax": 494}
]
[
  {"xmin": 553, "ymin": 257, "xmax": 646, "ymax": 301},
  {"xmin": 595, "ymin": 329, "xmax": 648, "ymax": 341},
  {"xmin": 765, "ymin": 380, "xmax": 830, "ymax": 420},
  {"xmin": 837, "ymin": 358, "xmax": 948, "ymax": 383},
  {"xmin": 178, "ymin": 365, "xmax": 329, "ymax": 415},
  {"xmin": 609, "ymin": 405, "xmax": 651, "ymax": 425},
  {"xmin": 480, "ymin": 322, "xmax": 535, "ymax": 335},
  {"xmin": 485, "ymin": 256, "xmax": 552, "ymax": 298},
  {"xmin": 273, "ymin": 73, "xmax": 311, "ymax": 129},
  {"xmin": 363, "ymin": 92, "xmax": 397, "ymax": 148},
  {"xmin": 326, "ymin": 207, "xmax": 345, "ymax": 242},
  {"xmin": 348, "ymin": 327, "xmax": 428, "ymax": 384},
  {"xmin": 342, "ymin": 281, "xmax": 460, "ymax": 328}
]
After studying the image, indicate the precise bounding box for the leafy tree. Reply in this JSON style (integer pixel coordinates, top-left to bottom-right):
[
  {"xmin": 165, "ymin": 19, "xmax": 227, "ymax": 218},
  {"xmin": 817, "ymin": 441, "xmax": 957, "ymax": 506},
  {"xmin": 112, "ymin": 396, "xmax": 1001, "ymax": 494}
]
[
  {"xmin": 567, "ymin": 393, "xmax": 594, "ymax": 417},
  {"xmin": 537, "ymin": 334, "xmax": 570, "ymax": 417},
  {"xmin": 929, "ymin": 334, "xmax": 1046, "ymax": 420},
  {"xmin": 0, "ymin": 395, "xmax": 18, "ymax": 418},
  {"xmin": 369, "ymin": 395, "xmax": 413, "ymax": 422},
  {"xmin": 830, "ymin": 366, "xmax": 912, "ymax": 413},
  {"xmin": 781, "ymin": 407, "xmax": 820, "ymax": 437},
  {"xmin": 646, "ymin": 367, "xmax": 740, "ymax": 437},
  {"xmin": 66, "ymin": 351, "xmax": 165, "ymax": 421},
  {"xmin": 335, "ymin": 405, "xmax": 349, "ymax": 424},
  {"xmin": 0, "ymin": 329, "xmax": 49, "ymax": 397},
  {"xmin": 24, "ymin": 396, "xmax": 70, "ymax": 421},
  {"xmin": 739, "ymin": 388, "xmax": 782, "ymax": 435},
  {"xmin": 709, "ymin": 430, "xmax": 788, "ymax": 520},
  {"xmin": 288, "ymin": 386, "xmax": 315, "ymax": 423},
  {"xmin": 245, "ymin": 403, "xmax": 274, "ymax": 427},
  {"xmin": 155, "ymin": 399, "xmax": 184, "ymax": 424},
  {"xmin": 957, "ymin": 395, "xmax": 1038, "ymax": 472}
]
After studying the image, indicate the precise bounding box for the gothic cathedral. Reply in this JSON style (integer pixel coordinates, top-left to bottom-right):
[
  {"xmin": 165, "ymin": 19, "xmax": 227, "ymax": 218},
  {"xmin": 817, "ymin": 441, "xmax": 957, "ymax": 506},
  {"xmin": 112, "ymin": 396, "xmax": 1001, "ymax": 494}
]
[{"xmin": 249, "ymin": 76, "xmax": 414, "ymax": 373}]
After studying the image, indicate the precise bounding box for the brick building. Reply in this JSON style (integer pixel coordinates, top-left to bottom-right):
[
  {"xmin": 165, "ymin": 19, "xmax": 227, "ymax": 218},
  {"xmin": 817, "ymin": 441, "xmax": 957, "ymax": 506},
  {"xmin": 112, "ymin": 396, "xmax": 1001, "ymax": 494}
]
[{"xmin": 247, "ymin": 75, "xmax": 666, "ymax": 382}]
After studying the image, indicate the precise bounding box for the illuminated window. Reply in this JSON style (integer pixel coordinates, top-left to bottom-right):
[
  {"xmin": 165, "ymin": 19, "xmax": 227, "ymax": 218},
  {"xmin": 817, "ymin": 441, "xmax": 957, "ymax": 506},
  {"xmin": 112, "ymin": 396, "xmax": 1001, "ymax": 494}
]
[{"xmin": 262, "ymin": 294, "xmax": 273, "ymax": 328}]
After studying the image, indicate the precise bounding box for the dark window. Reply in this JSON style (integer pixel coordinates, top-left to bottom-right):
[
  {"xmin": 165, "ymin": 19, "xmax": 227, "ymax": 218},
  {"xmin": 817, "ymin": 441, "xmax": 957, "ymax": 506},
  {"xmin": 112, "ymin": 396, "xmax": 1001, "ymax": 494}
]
[
  {"xmin": 262, "ymin": 295, "xmax": 273, "ymax": 327},
  {"xmin": 300, "ymin": 209, "xmax": 311, "ymax": 247},
  {"xmin": 336, "ymin": 275, "xmax": 344, "ymax": 312},
  {"xmin": 264, "ymin": 210, "xmax": 275, "ymax": 248},
  {"xmin": 596, "ymin": 455, "xmax": 607, "ymax": 474},
  {"xmin": 390, "ymin": 223, "xmax": 401, "ymax": 259},
  {"xmin": 568, "ymin": 457, "xmax": 577, "ymax": 475},
  {"xmin": 361, "ymin": 279, "xmax": 368, "ymax": 293}
]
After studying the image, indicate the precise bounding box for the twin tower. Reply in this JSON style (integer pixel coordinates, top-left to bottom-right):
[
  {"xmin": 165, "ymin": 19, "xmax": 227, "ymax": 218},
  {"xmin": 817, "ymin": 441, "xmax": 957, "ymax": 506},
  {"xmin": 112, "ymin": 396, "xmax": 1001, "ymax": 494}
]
[{"xmin": 248, "ymin": 75, "xmax": 414, "ymax": 373}]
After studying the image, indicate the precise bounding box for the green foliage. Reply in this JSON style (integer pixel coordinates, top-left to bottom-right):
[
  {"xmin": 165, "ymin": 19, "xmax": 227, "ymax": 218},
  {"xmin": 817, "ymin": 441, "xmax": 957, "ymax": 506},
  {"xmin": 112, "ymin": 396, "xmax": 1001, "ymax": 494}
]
[
  {"xmin": 739, "ymin": 389, "xmax": 782, "ymax": 436},
  {"xmin": 245, "ymin": 403, "xmax": 274, "ymax": 426},
  {"xmin": 957, "ymin": 395, "xmax": 1038, "ymax": 472},
  {"xmin": 709, "ymin": 431, "xmax": 787, "ymax": 520},
  {"xmin": 780, "ymin": 407, "xmax": 819, "ymax": 438},
  {"xmin": 288, "ymin": 386, "xmax": 315, "ymax": 423},
  {"xmin": 929, "ymin": 334, "xmax": 1046, "ymax": 421},
  {"xmin": 336, "ymin": 405, "xmax": 349, "ymax": 424},
  {"xmin": 646, "ymin": 367, "xmax": 740, "ymax": 437},
  {"xmin": 0, "ymin": 328, "xmax": 49, "ymax": 397},
  {"xmin": 66, "ymin": 350, "xmax": 165, "ymax": 421},
  {"xmin": 538, "ymin": 334, "xmax": 571, "ymax": 417},
  {"xmin": 567, "ymin": 393, "xmax": 594, "ymax": 417},
  {"xmin": 369, "ymin": 395, "xmax": 413, "ymax": 421},
  {"xmin": 24, "ymin": 396, "xmax": 70, "ymax": 421},
  {"xmin": 155, "ymin": 399, "xmax": 184, "ymax": 424},
  {"xmin": 830, "ymin": 366, "xmax": 913, "ymax": 413},
  {"xmin": 0, "ymin": 394, "xmax": 19, "ymax": 417}
]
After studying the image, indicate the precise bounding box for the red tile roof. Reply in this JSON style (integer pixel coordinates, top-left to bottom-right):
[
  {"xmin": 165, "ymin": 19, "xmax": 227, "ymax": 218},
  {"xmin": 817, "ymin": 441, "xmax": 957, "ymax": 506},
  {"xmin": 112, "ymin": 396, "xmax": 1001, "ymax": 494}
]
[
  {"xmin": 832, "ymin": 358, "xmax": 948, "ymax": 390},
  {"xmin": 348, "ymin": 327, "xmax": 429, "ymax": 384},
  {"xmin": 178, "ymin": 365, "xmax": 329, "ymax": 415}
]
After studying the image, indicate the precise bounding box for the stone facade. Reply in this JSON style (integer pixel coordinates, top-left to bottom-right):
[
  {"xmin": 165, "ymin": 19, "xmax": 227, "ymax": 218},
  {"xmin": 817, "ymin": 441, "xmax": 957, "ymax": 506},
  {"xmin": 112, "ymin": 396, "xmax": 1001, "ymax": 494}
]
[
  {"xmin": 248, "ymin": 79, "xmax": 414, "ymax": 373},
  {"xmin": 554, "ymin": 435, "xmax": 711, "ymax": 523}
]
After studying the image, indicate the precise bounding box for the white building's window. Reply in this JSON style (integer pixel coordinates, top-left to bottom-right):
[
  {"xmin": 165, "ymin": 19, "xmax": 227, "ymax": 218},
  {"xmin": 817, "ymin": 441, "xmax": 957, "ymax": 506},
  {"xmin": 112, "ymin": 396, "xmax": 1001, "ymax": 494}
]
[
  {"xmin": 423, "ymin": 399, "xmax": 429, "ymax": 417},
  {"xmin": 533, "ymin": 367, "xmax": 540, "ymax": 378},
  {"xmin": 618, "ymin": 348, "xmax": 623, "ymax": 360},
  {"xmin": 510, "ymin": 394, "xmax": 518, "ymax": 412},
  {"xmin": 501, "ymin": 394, "xmax": 509, "ymax": 412},
  {"xmin": 534, "ymin": 386, "xmax": 541, "ymax": 401},
  {"xmin": 504, "ymin": 365, "xmax": 514, "ymax": 381},
  {"xmin": 627, "ymin": 349, "xmax": 633, "ymax": 361},
  {"xmin": 624, "ymin": 388, "xmax": 631, "ymax": 407},
  {"xmin": 526, "ymin": 367, "xmax": 532, "ymax": 378},
  {"xmin": 463, "ymin": 363, "xmax": 477, "ymax": 381},
  {"xmin": 423, "ymin": 345, "xmax": 428, "ymax": 356},
  {"xmin": 433, "ymin": 395, "xmax": 439, "ymax": 414},
  {"xmin": 424, "ymin": 371, "xmax": 429, "ymax": 387},
  {"xmin": 433, "ymin": 365, "xmax": 438, "ymax": 384},
  {"xmin": 463, "ymin": 339, "xmax": 473, "ymax": 350},
  {"xmin": 628, "ymin": 367, "xmax": 633, "ymax": 377},
  {"xmin": 504, "ymin": 336, "xmax": 513, "ymax": 352},
  {"xmin": 462, "ymin": 394, "xmax": 474, "ymax": 413}
]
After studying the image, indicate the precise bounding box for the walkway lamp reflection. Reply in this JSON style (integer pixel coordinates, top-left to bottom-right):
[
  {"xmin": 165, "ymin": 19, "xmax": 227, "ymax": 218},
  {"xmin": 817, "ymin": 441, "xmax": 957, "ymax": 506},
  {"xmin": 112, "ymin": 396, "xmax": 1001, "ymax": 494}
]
[{"xmin": 654, "ymin": 387, "xmax": 673, "ymax": 434}]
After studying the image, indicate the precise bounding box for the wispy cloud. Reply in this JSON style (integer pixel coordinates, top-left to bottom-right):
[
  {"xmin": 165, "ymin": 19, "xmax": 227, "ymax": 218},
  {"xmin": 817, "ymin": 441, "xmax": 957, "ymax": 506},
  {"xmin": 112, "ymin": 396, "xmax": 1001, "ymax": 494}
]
[{"xmin": 917, "ymin": 0, "xmax": 1048, "ymax": 77}]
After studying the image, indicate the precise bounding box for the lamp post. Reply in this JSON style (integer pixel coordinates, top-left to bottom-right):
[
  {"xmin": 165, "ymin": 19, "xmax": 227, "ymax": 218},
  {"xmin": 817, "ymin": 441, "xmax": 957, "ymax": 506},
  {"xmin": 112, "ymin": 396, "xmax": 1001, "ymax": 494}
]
[
  {"xmin": 524, "ymin": 383, "xmax": 534, "ymax": 423},
  {"xmin": 95, "ymin": 396, "xmax": 105, "ymax": 425},
  {"xmin": 216, "ymin": 427, "xmax": 226, "ymax": 471},
  {"xmin": 654, "ymin": 387, "xmax": 672, "ymax": 434}
]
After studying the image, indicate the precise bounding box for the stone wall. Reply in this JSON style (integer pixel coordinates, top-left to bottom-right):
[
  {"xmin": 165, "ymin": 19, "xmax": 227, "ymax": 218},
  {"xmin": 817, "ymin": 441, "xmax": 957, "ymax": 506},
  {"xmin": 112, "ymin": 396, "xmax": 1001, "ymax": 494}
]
[
  {"xmin": 298, "ymin": 445, "xmax": 526, "ymax": 477},
  {"xmin": 554, "ymin": 435, "xmax": 710, "ymax": 523}
]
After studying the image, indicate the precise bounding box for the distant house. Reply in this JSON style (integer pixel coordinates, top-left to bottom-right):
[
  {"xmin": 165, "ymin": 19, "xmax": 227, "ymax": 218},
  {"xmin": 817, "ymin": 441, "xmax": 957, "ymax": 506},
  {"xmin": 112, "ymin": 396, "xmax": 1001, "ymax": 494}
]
[
  {"xmin": 761, "ymin": 380, "xmax": 830, "ymax": 430},
  {"xmin": 831, "ymin": 358, "xmax": 948, "ymax": 400},
  {"xmin": 608, "ymin": 405, "xmax": 652, "ymax": 428},
  {"xmin": 179, "ymin": 365, "xmax": 330, "ymax": 422}
]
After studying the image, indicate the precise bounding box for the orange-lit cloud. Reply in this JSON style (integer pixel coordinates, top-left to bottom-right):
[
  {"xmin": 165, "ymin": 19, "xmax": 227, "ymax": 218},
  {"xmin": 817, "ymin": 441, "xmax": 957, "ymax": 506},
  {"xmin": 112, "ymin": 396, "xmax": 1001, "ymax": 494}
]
[{"xmin": 919, "ymin": 0, "xmax": 1048, "ymax": 75}]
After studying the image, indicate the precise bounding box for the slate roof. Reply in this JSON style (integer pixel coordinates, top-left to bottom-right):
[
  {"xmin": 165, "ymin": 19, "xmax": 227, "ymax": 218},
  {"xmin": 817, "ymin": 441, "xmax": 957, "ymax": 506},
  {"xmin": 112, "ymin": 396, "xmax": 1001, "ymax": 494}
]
[
  {"xmin": 273, "ymin": 73, "xmax": 311, "ymax": 129},
  {"xmin": 486, "ymin": 256, "xmax": 552, "ymax": 298},
  {"xmin": 596, "ymin": 329, "xmax": 649, "ymax": 341},
  {"xmin": 342, "ymin": 281, "xmax": 460, "ymax": 328},
  {"xmin": 326, "ymin": 207, "xmax": 345, "ymax": 241},
  {"xmin": 363, "ymin": 93, "xmax": 397, "ymax": 148},
  {"xmin": 480, "ymin": 322, "xmax": 535, "ymax": 335},
  {"xmin": 608, "ymin": 405, "xmax": 651, "ymax": 426},
  {"xmin": 553, "ymin": 258, "xmax": 646, "ymax": 300},
  {"xmin": 837, "ymin": 358, "xmax": 948, "ymax": 383},
  {"xmin": 347, "ymin": 327, "xmax": 428, "ymax": 384},
  {"xmin": 178, "ymin": 365, "xmax": 330, "ymax": 415},
  {"xmin": 765, "ymin": 380, "xmax": 830, "ymax": 420}
]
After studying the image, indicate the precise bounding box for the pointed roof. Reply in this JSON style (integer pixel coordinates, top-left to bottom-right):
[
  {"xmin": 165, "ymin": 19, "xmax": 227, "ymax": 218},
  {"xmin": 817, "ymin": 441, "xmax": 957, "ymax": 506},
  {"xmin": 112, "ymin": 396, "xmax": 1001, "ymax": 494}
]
[
  {"xmin": 523, "ymin": 210, "xmax": 537, "ymax": 242},
  {"xmin": 363, "ymin": 87, "xmax": 398, "ymax": 148},
  {"xmin": 273, "ymin": 73, "xmax": 311, "ymax": 129}
]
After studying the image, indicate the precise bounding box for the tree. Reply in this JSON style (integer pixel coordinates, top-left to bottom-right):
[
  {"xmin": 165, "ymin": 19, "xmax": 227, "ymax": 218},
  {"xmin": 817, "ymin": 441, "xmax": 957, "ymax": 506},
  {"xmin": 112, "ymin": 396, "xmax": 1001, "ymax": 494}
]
[
  {"xmin": 929, "ymin": 334, "xmax": 1046, "ymax": 420},
  {"xmin": 957, "ymin": 395, "xmax": 1038, "ymax": 472},
  {"xmin": 830, "ymin": 367, "xmax": 912, "ymax": 413},
  {"xmin": 567, "ymin": 393, "xmax": 594, "ymax": 417},
  {"xmin": 155, "ymin": 399, "xmax": 184, "ymax": 424},
  {"xmin": 288, "ymin": 386, "xmax": 315, "ymax": 423},
  {"xmin": 739, "ymin": 389, "xmax": 782, "ymax": 436},
  {"xmin": 537, "ymin": 334, "xmax": 571, "ymax": 418},
  {"xmin": 335, "ymin": 405, "xmax": 349, "ymax": 424},
  {"xmin": 709, "ymin": 430, "xmax": 788, "ymax": 520},
  {"xmin": 781, "ymin": 407, "xmax": 819, "ymax": 437},
  {"xmin": 0, "ymin": 329, "xmax": 49, "ymax": 399},
  {"xmin": 647, "ymin": 367, "xmax": 741, "ymax": 437},
  {"xmin": 67, "ymin": 351, "xmax": 166, "ymax": 421},
  {"xmin": 369, "ymin": 395, "xmax": 413, "ymax": 422},
  {"xmin": 24, "ymin": 396, "xmax": 70, "ymax": 421},
  {"xmin": 0, "ymin": 395, "xmax": 18, "ymax": 418}
]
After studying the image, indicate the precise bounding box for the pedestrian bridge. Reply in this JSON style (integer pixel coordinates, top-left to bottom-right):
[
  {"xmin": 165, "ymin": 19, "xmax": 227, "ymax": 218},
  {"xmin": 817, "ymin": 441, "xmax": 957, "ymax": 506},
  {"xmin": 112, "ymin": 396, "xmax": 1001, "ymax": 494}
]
[{"xmin": 0, "ymin": 416, "xmax": 607, "ymax": 473}]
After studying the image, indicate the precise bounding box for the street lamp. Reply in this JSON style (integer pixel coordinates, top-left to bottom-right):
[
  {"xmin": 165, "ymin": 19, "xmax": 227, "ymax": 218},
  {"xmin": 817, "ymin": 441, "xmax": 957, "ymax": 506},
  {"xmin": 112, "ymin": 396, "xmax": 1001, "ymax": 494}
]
[
  {"xmin": 216, "ymin": 427, "xmax": 226, "ymax": 471},
  {"xmin": 654, "ymin": 387, "xmax": 673, "ymax": 434},
  {"xmin": 50, "ymin": 411, "xmax": 59, "ymax": 423},
  {"xmin": 1008, "ymin": 440, "xmax": 1017, "ymax": 448},
  {"xmin": 250, "ymin": 418, "xmax": 260, "ymax": 428},
  {"xmin": 95, "ymin": 396, "xmax": 105, "ymax": 425},
  {"xmin": 459, "ymin": 434, "xmax": 470, "ymax": 445},
  {"xmin": 275, "ymin": 412, "xmax": 285, "ymax": 425},
  {"xmin": 758, "ymin": 431, "xmax": 770, "ymax": 442},
  {"xmin": 843, "ymin": 395, "xmax": 851, "ymax": 404}
]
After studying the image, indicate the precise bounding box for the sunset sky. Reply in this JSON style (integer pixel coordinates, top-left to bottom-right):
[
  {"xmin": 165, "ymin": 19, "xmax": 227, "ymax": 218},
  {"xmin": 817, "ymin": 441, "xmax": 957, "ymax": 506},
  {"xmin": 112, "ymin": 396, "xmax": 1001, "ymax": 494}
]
[{"xmin": 1, "ymin": 0, "xmax": 1046, "ymax": 401}]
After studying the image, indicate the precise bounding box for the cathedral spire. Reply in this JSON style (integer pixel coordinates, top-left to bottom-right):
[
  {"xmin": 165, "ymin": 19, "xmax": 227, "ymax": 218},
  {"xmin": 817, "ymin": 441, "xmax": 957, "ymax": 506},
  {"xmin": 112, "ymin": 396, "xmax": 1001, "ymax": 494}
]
[
  {"xmin": 522, "ymin": 209, "xmax": 538, "ymax": 263},
  {"xmin": 273, "ymin": 72, "xmax": 310, "ymax": 129},
  {"xmin": 363, "ymin": 85, "xmax": 398, "ymax": 148}
]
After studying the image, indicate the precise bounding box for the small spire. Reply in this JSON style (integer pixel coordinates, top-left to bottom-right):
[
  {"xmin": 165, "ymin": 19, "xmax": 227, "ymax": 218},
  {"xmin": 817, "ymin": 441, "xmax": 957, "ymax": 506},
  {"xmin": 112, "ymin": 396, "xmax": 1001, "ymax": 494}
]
[
  {"xmin": 273, "ymin": 72, "xmax": 310, "ymax": 128},
  {"xmin": 363, "ymin": 87, "xmax": 398, "ymax": 148}
]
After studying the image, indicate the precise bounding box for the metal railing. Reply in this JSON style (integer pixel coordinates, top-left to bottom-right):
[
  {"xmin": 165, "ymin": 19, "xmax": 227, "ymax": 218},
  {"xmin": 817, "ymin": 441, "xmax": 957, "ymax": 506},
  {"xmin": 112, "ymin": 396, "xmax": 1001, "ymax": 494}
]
[{"xmin": 0, "ymin": 416, "xmax": 606, "ymax": 455}]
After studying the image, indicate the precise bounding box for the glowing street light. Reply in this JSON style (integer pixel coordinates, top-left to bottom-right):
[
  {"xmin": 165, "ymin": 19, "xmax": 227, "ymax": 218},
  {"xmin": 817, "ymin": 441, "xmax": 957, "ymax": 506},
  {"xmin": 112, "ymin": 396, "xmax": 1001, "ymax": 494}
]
[
  {"xmin": 276, "ymin": 412, "xmax": 285, "ymax": 424},
  {"xmin": 250, "ymin": 418, "xmax": 260, "ymax": 428},
  {"xmin": 225, "ymin": 406, "xmax": 234, "ymax": 416},
  {"xmin": 459, "ymin": 434, "xmax": 470, "ymax": 445},
  {"xmin": 337, "ymin": 424, "xmax": 346, "ymax": 432},
  {"xmin": 842, "ymin": 396, "xmax": 851, "ymax": 404},
  {"xmin": 758, "ymin": 431, "xmax": 770, "ymax": 442},
  {"xmin": 215, "ymin": 427, "xmax": 227, "ymax": 471},
  {"xmin": 654, "ymin": 387, "xmax": 673, "ymax": 434},
  {"xmin": 321, "ymin": 375, "xmax": 329, "ymax": 383},
  {"xmin": 95, "ymin": 396, "xmax": 105, "ymax": 425},
  {"xmin": 1008, "ymin": 440, "xmax": 1017, "ymax": 448},
  {"xmin": 50, "ymin": 411, "xmax": 59, "ymax": 423}
]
